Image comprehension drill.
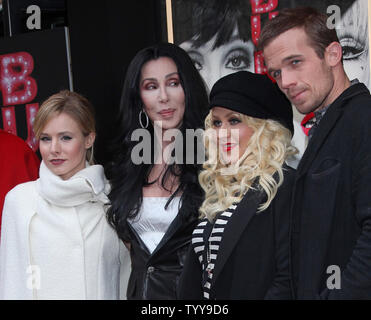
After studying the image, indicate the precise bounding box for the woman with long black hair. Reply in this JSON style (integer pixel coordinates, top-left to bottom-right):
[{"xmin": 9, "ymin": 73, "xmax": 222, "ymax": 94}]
[{"xmin": 106, "ymin": 43, "xmax": 208, "ymax": 299}]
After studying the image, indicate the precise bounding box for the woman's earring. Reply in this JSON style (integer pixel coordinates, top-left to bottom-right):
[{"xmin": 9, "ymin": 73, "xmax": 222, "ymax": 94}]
[
  {"xmin": 87, "ymin": 144, "xmax": 95, "ymax": 165},
  {"xmin": 139, "ymin": 109, "xmax": 149, "ymax": 129}
]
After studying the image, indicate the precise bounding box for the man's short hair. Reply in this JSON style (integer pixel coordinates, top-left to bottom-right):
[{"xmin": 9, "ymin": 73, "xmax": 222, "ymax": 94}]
[{"xmin": 258, "ymin": 7, "xmax": 340, "ymax": 60}]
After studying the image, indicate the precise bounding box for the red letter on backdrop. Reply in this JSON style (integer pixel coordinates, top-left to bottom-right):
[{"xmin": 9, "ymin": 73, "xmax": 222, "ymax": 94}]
[
  {"xmin": 25, "ymin": 103, "xmax": 39, "ymax": 151},
  {"xmin": 251, "ymin": 0, "xmax": 278, "ymax": 14},
  {"xmin": 1, "ymin": 106, "xmax": 17, "ymax": 135},
  {"xmin": 0, "ymin": 52, "xmax": 38, "ymax": 106},
  {"xmin": 250, "ymin": 0, "xmax": 279, "ymax": 74}
]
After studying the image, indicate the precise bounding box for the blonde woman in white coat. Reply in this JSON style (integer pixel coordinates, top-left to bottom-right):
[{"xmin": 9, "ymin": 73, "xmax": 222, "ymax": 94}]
[{"xmin": 0, "ymin": 90, "xmax": 131, "ymax": 300}]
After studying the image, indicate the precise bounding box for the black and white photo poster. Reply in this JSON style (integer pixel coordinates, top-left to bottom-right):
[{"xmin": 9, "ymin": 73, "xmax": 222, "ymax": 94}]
[{"xmin": 167, "ymin": 0, "xmax": 370, "ymax": 167}]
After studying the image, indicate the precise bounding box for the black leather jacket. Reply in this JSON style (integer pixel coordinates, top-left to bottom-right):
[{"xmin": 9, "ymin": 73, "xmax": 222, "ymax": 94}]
[{"xmin": 127, "ymin": 206, "xmax": 198, "ymax": 299}]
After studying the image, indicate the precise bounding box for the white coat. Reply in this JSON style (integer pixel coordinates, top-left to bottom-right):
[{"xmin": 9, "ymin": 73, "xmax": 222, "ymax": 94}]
[{"xmin": 0, "ymin": 161, "xmax": 131, "ymax": 300}]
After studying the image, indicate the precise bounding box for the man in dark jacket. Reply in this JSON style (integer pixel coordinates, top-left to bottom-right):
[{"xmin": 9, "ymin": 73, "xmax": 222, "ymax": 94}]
[{"xmin": 258, "ymin": 7, "xmax": 371, "ymax": 299}]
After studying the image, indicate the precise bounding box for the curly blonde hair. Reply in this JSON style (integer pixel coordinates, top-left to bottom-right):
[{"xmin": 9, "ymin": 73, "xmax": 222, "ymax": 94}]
[{"xmin": 199, "ymin": 110, "xmax": 297, "ymax": 221}]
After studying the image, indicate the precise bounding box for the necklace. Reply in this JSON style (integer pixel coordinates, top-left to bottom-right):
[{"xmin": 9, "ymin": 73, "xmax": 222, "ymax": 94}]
[
  {"xmin": 205, "ymin": 220, "xmax": 217, "ymax": 276},
  {"xmin": 204, "ymin": 207, "xmax": 234, "ymax": 277},
  {"xmin": 206, "ymin": 237, "xmax": 213, "ymax": 275}
]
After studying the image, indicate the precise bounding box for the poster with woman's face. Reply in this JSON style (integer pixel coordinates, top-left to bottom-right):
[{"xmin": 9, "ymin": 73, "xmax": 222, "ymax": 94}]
[
  {"xmin": 170, "ymin": 0, "xmax": 370, "ymax": 167},
  {"xmin": 337, "ymin": 0, "xmax": 369, "ymax": 88}
]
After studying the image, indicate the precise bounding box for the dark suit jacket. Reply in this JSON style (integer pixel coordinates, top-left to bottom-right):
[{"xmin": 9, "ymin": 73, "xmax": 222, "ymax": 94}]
[
  {"xmin": 178, "ymin": 167, "xmax": 295, "ymax": 300},
  {"xmin": 291, "ymin": 83, "xmax": 371, "ymax": 299}
]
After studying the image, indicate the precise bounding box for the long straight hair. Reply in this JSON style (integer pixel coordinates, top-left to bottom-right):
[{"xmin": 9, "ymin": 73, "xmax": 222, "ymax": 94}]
[{"xmin": 106, "ymin": 43, "xmax": 209, "ymax": 242}]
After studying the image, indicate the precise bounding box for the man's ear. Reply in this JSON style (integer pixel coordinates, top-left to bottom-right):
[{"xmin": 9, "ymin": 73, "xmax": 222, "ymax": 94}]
[
  {"xmin": 85, "ymin": 132, "xmax": 96, "ymax": 149},
  {"xmin": 325, "ymin": 42, "xmax": 343, "ymax": 67}
]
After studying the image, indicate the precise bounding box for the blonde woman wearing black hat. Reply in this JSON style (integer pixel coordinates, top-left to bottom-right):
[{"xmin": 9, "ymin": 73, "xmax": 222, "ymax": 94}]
[{"xmin": 178, "ymin": 71, "xmax": 297, "ymax": 300}]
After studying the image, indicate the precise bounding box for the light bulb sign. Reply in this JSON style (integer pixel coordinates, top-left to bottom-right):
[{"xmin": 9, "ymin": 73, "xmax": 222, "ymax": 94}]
[{"xmin": 0, "ymin": 27, "xmax": 72, "ymax": 151}]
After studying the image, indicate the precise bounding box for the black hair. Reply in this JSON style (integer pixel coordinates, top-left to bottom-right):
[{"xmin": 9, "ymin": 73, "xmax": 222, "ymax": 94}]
[
  {"xmin": 106, "ymin": 42, "xmax": 209, "ymax": 242},
  {"xmin": 173, "ymin": 0, "xmax": 252, "ymax": 49}
]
